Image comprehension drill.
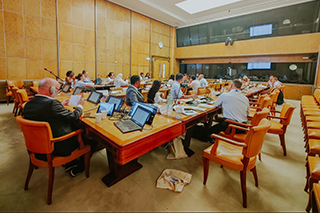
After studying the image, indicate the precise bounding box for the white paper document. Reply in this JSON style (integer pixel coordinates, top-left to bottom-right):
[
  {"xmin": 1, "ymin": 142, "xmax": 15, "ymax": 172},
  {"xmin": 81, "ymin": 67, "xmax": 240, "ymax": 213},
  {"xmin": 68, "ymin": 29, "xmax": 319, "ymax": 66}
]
[{"xmin": 68, "ymin": 95, "xmax": 81, "ymax": 106}]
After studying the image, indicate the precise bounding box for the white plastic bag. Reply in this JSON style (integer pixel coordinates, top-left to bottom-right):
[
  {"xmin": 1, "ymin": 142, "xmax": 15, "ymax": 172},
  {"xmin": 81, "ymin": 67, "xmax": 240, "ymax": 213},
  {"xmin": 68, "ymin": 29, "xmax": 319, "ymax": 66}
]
[{"xmin": 156, "ymin": 169, "xmax": 192, "ymax": 192}]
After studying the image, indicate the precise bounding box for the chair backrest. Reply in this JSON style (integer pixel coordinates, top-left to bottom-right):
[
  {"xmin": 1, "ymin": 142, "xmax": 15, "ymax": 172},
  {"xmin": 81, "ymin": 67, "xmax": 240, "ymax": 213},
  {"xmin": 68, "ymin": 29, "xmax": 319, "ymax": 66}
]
[
  {"xmin": 11, "ymin": 87, "xmax": 19, "ymax": 100},
  {"xmin": 17, "ymin": 89, "xmax": 29, "ymax": 103},
  {"xmin": 215, "ymin": 84, "xmax": 221, "ymax": 91},
  {"xmin": 16, "ymin": 116, "xmax": 54, "ymax": 154},
  {"xmin": 197, "ymin": 87, "xmax": 206, "ymax": 95},
  {"xmin": 314, "ymin": 89, "xmax": 320, "ymax": 98},
  {"xmin": 189, "ymin": 90, "xmax": 196, "ymax": 95},
  {"xmin": 270, "ymin": 90, "xmax": 280, "ymax": 104},
  {"xmin": 32, "ymin": 81, "xmax": 39, "ymax": 87},
  {"xmin": 243, "ymin": 118, "xmax": 270, "ymax": 158},
  {"xmin": 257, "ymin": 94, "xmax": 268, "ymax": 104},
  {"xmin": 260, "ymin": 96, "xmax": 272, "ymax": 109},
  {"xmin": 251, "ymin": 108, "xmax": 270, "ymax": 126},
  {"xmin": 7, "ymin": 80, "xmax": 24, "ymax": 89},
  {"xmin": 279, "ymin": 102, "xmax": 296, "ymax": 126}
]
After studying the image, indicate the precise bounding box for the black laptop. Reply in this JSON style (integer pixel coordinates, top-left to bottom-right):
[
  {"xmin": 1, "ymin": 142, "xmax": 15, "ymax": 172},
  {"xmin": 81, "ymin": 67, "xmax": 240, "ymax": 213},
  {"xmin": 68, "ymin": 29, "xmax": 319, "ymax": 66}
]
[
  {"xmin": 61, "ymin": 84, "xmax": 71, "ymax": 93},
  {"xmin": 73, "ymin": 87, "xmax": 84, "ymax": 95},
  {"xmin": 87, "ymin": 91, "xmax": 103, "ymax": 104},
  {"xmin": 114, "ymin": 106, "xmax": 151, "ymax": 133}
]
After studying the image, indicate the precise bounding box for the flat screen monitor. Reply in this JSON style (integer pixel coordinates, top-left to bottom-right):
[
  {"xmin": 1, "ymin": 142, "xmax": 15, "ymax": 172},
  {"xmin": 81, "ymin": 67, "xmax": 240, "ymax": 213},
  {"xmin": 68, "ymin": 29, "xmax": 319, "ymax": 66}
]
[
  {"xmin": 247, "ymin": 62, "xmax": 271, "ymax": 70},
  {"xmin": 250, "ymin": 24, "xmax": 272, "ymax": 37}
]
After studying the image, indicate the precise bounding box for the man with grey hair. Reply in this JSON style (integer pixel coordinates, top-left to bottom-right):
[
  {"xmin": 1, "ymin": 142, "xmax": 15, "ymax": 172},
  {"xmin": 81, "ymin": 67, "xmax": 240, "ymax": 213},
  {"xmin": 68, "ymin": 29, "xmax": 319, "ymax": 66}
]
[
  {"xmin": 23, "ymin": 78, "xmax": 87, "ymax": 177},
  {"xmin": 208, "ymin": 79, "xmax": 250, "ymax": 143},
  {"xmin": 199, "ymin": 74, "xmax": 208, "ymax": 87}
]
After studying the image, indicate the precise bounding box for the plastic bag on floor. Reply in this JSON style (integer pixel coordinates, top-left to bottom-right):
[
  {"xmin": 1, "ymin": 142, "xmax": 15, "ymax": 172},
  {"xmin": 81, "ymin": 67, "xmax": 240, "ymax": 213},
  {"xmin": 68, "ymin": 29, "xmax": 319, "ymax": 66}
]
[
  {"xmin": 166, "ymin": 136, "xmax": 188, "ymax": 160},
  {"xmin": 156, "ymin": 169, "xmax": 192, "ymax": 192}
]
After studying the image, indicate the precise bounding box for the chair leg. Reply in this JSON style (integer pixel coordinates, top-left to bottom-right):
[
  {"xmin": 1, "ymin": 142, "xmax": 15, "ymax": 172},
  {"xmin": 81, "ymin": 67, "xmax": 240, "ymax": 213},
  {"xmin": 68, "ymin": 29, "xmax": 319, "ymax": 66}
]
[
  {"xmin": 240, "ymin": 170, "xmax": 248, "ymax": 208},
  {"xmin": 6, "ymin": 96, "xmax": 10, "ymax": 105},
  {"xmin": 306, "ymin": 178, "xmax": 318, "ymax": 212},
  {"xmin": 250, "ymin": 167, "xmax": 258, "ymax": 187},
  {"xmin": 84, "ymin": 152, "xmax": 90, "ymax": 178},
  {"xmin": 258, "ymin": 153, "xmax": 262, "ymax": 161},
  {"xmin": 279, "ymin": 134, "xmax": 287, "ymax": 156},
  {"xmin": 305, "ymin": 161, "xmax": 310, "ymax": 192},
  {"xmin": 47, "ymin": 166, "xmax": 55, "ymax": 205},
  {"xmin": 203, "ymin": 157, "xmax": 209, "ymax": 185},
  {"xmin": 24, "ymin": 159, "xmax": 35, "ymax": 190}
]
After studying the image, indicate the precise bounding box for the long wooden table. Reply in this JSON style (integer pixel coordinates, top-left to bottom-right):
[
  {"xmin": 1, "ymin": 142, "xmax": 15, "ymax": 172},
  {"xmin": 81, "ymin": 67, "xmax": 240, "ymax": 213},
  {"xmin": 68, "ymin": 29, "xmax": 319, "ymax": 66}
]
[{"xmin": 55, "ymin": 86, "xmax": 267, "ymax": 186}]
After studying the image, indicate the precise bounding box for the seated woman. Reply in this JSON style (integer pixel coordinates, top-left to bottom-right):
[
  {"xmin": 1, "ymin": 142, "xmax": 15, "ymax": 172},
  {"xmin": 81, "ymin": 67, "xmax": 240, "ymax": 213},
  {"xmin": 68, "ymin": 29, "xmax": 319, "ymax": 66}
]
[
  {"xmin": 104, "ymin": 72, "xmax": 115, "ymax": 84},
  {"xmin": 65, "ymin": 70, "xmax": 75, "ymax": 86},
  {"xmin": 167, "ymin": 74, "xmax": 175, "ymax": 86},
  {"xmin": 74, "ymin": 74, "xmax": 94, "ymax": 88},
  {"xmin": 147, "ymin": 80, "xmax": 165, "ymax": 104},
  {"xmin": 114, "ymin": 73, "xmax": 128, "ymax": 87},
  {"xmin": 144, "ymin": 73, "xmax": 150, "ymax": 80}
]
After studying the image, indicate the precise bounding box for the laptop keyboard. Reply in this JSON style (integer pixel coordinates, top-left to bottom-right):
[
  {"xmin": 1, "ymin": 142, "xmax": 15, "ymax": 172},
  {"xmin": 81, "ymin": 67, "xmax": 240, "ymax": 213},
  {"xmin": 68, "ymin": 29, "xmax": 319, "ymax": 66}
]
[{"xmin": 116, "ymin": 120, "xmax": 140, "ymax": 131}]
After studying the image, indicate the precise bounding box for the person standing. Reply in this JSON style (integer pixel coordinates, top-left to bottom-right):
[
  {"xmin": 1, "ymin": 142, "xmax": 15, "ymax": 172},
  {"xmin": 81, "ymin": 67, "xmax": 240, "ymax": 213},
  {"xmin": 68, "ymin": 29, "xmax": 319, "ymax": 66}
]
[{"xmin": 126, "ymin": 75, "xmax": 144, "ymax": 106}]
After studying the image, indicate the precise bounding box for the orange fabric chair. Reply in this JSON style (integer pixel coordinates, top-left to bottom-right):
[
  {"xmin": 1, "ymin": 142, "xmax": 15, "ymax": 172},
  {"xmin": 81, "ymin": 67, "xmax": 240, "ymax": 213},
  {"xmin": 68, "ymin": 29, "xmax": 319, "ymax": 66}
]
[
  {"xmin": 197, "ymin": 87, "xmax": 206, "ymax": 95},
  {"xmin": 16, "ymin": 89, "xmax": 33, "ymax": 116},
  {"xmin": 249, "ymin": 96, "xmax": 272, "ymax": 118},
  {"xmin": 6, "ymin": 80, "xmax": 24, "ymax": 105},
  {"xmin": 15, "ymin": 116, "xmax": 91, "ymax": 205},
  {"xmin": 305, "ymin": 156, "xmax": 320, "ymax": 211},
  {"xmin": 311, "ymin": 183, "xmax": 320, "ymax": 212},
  {"xmin": 267, "ymin": 102, "xmax": 296, "ymax": 156},
  {"xmin": 11, "ymin": 87, "xmax": 20, "ymax": 116},
  {"xmin": 203, "ymin": 118, "xmax": 270, "ymax": 208},
  {"xmin": 188, "ymin": 90, "xmax": 196, "ymax": 95}
]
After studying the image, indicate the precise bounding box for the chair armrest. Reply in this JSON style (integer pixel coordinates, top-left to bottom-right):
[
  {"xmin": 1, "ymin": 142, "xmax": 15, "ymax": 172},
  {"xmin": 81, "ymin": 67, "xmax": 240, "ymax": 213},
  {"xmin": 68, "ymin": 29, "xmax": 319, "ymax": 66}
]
[
  {"xmin": 51, "ymin": 129, "xmax": 83, "ymax": 143},
  {"xmin": 269, "ymin": 110, "xmax": 281, "ymax": 114},
  {"xmin": 250, "ymin": 106, "xmax": 262, "ymax": 110},
  {"xmin": 267, "ymin": 115, "xmax": 287, "ymax": 120},
  {"xmin": 225, "ymin": 119, "xmax": 252, "ymax": 128},
  {"xmin": 249, "ymin": 102, "xmax": 261, "ymax": 106},
  {"xmin": 249, "ymin": 98, "xmax": 258, "ymax": 102},
  {"xmin": 211, "ymin": 134, "xmax": 247, "ymax": 147}
]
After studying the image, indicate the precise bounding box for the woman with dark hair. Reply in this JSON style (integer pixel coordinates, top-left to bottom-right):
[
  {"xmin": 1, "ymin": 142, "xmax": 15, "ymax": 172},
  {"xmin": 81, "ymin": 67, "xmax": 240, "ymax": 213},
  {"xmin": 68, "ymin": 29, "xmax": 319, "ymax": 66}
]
[
  {"xmin": 65, "ymin": 70, "xmax": 75, "ymax": 86},
  {"xmin": 74, "ymin": 73, "xmax": 94, "ymax": 88},
  {"xmin": 167, "ymin": 74, "xmax": 175, "ymax": 86},
  {"xmin": 104, "ymin": 72, "xmax": 115, "ymax": 84},
  {"xmin": 147, "ymin": 80, "xmax": 165, "ymax": 104},
  {"xmin": 144, "ymin": 73, "xmax": 150, "ymax": 80}
]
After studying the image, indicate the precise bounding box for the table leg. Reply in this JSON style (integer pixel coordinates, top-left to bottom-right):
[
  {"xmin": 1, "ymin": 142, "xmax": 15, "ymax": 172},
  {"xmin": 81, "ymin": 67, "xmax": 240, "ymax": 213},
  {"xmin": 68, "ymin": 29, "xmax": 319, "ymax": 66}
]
[
  {"xmin": 101, "ymin": 149, "xmax": 143, "ymax": 187},
  {"xmin": 183, "ymin": 126, "xmax": 195, "ymax": 157}
]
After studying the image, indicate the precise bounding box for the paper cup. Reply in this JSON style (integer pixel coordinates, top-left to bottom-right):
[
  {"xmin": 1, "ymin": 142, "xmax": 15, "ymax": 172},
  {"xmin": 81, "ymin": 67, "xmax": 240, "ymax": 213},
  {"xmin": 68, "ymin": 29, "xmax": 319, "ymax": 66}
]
[
  {"xmin": 95, "ymin": 113, "xmax": 102, "ymax": 123},
  {"xmin": 101, "ymin": 110, "xmax": 107, "ymax": 119}
]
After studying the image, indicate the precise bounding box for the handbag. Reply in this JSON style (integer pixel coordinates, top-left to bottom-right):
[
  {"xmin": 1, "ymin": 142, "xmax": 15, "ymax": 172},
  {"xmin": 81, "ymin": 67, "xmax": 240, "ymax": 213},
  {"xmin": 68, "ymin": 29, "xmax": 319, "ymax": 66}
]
[{"xmin": 166, "ymin": 137, "xmax": 188, "ymax": 160}]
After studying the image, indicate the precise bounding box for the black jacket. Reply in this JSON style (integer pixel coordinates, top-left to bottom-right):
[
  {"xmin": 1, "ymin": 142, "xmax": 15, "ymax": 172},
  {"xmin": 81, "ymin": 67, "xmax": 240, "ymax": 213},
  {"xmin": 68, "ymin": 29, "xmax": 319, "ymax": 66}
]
[{"xmin": 23, "ymin": 95, "xmax": 82, "ymax": 138}]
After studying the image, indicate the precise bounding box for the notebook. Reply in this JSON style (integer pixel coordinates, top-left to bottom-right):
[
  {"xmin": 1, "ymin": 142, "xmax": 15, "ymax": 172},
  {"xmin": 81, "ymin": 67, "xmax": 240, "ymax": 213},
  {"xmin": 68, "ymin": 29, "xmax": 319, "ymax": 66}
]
[
  {"xmin": 129, "ymin": 102, "xmax": 158, "ymax": 125},
  {"xmin": 106, "ymin": 96, "xmax": 125, "ymax": 112},
  {"xmin": 96, "ymin": 102, "xmax": 116, "ymax": 116},
  {"xmin": 114, "ymin": 106, "xmax": 151, "ymax": 133}
]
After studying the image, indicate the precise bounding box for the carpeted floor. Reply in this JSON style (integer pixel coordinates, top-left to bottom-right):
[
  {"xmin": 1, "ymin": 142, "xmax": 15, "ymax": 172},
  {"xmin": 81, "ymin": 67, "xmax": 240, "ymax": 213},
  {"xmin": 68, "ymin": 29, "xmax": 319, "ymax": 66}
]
[{"xmin": 0, "ymin": 99, "xmax": 308, "ymax": 211}]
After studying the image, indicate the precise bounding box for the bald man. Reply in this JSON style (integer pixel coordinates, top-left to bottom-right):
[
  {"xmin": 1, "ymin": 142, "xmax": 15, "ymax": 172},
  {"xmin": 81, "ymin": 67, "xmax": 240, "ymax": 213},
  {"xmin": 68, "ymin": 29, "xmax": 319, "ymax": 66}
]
[{"xmin": 23, "ymin": 78, "xmax": 86, "ymax": 176}]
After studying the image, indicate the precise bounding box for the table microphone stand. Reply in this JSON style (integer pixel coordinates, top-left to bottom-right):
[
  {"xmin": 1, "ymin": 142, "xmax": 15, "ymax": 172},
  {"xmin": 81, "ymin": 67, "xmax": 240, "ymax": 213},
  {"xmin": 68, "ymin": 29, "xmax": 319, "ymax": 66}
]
[{"xmin": 44, "ymin": 68, "xmax": 63, "ymax": 82}]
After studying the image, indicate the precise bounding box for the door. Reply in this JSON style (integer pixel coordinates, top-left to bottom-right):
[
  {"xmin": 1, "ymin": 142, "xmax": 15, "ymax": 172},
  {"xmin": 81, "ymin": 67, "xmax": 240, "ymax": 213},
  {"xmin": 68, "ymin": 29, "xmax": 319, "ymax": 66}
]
[{"xmin": 152, "ymin": 57, "xmax": 170, "ymax": 81}]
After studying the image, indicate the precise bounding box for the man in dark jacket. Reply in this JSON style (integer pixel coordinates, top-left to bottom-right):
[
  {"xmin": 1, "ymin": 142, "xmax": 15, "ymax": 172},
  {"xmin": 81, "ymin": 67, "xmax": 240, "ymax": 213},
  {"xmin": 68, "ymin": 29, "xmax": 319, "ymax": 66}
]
[
  {"xmin": 23, "ymin": 78, "xmax": 86, "ymax": 176},
  {"xmin": 126, "ymin": 75, "xmax": 144, "ymax": 106}
]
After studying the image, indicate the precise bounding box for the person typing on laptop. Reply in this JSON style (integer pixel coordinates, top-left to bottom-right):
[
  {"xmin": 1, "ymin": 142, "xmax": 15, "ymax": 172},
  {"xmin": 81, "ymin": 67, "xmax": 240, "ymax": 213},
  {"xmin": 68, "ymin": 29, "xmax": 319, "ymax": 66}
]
[{"xmin": 126, "ymin": 75, "xmax": 144, "ymax": 106}]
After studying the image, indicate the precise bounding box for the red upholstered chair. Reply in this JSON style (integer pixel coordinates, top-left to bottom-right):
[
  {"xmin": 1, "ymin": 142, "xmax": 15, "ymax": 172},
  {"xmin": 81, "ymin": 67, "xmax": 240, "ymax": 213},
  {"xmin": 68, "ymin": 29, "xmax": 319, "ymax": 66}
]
[{"xmin": 16, "ymin": 116, "xmax": 91, "ymax": 205}]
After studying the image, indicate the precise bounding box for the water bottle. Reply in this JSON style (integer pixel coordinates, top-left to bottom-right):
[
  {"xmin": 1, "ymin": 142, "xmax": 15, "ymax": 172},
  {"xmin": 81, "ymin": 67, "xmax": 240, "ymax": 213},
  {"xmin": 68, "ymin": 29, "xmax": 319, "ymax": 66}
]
[
  {"xmin": 175, "ymin": 100, "xmax": 182, "ymax": 119},
  {"xmin": 167, "ymin": 92, "xmax": 173, "ymax": 114}
]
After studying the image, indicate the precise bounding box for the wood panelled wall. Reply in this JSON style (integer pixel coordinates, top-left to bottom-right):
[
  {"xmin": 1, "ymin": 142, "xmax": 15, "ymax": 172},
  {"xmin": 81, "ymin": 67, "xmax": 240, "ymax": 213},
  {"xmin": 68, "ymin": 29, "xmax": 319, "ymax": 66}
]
[{"xmin": 0, "ymin": 0, "xmax": 176, "ymax": 80}]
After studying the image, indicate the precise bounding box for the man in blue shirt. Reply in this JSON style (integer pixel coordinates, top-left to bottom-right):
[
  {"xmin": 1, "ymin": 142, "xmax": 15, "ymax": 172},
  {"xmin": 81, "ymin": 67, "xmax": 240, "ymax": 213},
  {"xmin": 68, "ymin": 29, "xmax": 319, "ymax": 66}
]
[
  {"xmin": 171, "ymin": 73, "xmax": 196, "ymax": 99},
  {"xmin": 208, "ymin": 79, "xmax": 250, "ymax": 142}
]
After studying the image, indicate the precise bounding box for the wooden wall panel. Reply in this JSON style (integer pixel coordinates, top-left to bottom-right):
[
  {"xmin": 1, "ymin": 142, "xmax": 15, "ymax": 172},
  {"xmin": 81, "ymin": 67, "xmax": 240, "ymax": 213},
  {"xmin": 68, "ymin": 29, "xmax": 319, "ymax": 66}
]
[
  {"xmin": 176, "ymin": 33, "xmax": 320, "ymax": 59},
  {"xmin": 58, "ymin": 0, "xmax": 95, "ymax": 79},
  {"xmin": 131, "ymin": 12, "xmax": 150, "ymax": 77}
]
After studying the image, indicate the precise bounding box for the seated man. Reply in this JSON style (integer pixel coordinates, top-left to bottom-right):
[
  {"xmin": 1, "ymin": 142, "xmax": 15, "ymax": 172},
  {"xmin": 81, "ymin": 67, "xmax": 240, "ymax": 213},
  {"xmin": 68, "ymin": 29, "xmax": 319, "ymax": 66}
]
[
  {"xmin": 188, "ymin": 75, "xmax": 201, "ymax": 92},
  {"xmin": 271, "ymin": 77, "xmax": 283, "ymax": 90},
  {"xmin": 23, "ymin": 78, "xmax": 88, "ymax": 177},
  {"xmin": 126, "ymin": 75, "xmax": 144, "ymax": 106},
  {"xmin": 209, "ymin": 79, "xmax": 250, "ymax": 142},
  {"xmin": 199, "ymin": 74, "xmax": 208, "ymax": 87},
  {"xmin": 171, "ymin": 73, "xmax": 196, "ymax": 99}
]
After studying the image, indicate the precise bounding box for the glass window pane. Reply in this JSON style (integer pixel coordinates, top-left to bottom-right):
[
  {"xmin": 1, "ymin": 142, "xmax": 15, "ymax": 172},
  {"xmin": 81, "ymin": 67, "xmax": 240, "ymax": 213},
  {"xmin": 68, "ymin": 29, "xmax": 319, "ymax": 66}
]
[
  {"xmin": 177, "ymin": 28, "xmax": 191, "ymax": 47},
  {"xmin": 190, "ymin": 26, "xmax": 199, "ymax": 45}
]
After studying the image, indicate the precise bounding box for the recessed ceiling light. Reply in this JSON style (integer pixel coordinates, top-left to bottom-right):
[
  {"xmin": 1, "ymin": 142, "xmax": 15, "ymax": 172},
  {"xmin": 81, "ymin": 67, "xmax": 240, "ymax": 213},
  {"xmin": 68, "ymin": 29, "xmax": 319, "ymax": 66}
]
[{"xmin": 176, "ymin": 0, "xmax": 243, "ymax": 14}]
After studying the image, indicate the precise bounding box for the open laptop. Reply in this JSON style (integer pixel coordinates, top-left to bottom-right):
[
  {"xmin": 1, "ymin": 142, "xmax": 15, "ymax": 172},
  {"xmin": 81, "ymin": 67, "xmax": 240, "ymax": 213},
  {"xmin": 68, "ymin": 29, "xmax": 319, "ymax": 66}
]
[
  {"xmin": 114, "ymin": 106, "xmax": 151, "ymax": 133},
  {"xmin": 73, "ymin": 87, "xmax": 84, "ymax": 95},
  {"xmin": 87, "ymin": 91, "xmax": 103, "ymax": 104},
  {"xmin": 129, "ymin": 102, "xmax": 158, "ymax": 125},
  {"xmin": 106, "ymin": 96, "xmax": 125, "ymax": 112},
  {"xmin": 61, "ymin": 84, "xmax": 71, "ymax": 93},
  {"xmin": 96, "ymin": 102, "xmax": 116, "ymax": 116}
]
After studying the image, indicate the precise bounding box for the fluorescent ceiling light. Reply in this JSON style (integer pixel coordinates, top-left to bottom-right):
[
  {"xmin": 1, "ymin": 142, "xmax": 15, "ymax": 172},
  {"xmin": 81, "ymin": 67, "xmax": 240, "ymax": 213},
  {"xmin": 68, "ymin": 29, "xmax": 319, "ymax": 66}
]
[{"xmin": 176, "ymin": 0, "xmax": 243, "ymax": 14}]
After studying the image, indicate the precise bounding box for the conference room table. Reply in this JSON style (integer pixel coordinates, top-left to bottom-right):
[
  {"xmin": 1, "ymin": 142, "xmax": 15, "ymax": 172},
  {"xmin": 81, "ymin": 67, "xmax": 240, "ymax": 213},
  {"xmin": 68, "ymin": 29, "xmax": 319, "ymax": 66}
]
[
  {"xmin": 55, "ymin": 85, "xmax": 267, "ymax": 187},
  {"xmin": 111, "ymin": 88, "xmax": 170, "ymax": 101}
]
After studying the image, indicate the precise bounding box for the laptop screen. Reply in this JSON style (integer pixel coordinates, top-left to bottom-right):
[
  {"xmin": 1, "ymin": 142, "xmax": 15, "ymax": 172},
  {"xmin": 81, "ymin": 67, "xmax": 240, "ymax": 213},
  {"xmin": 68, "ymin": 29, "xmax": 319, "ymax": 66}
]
[
  {"xmin": 62, "ymin": 84, "xmax": 71, "ymax": 93},
  {"xmin": 87, "ymin": 91, "xmax": 102, "ymax": 104},
  {"xmin": 129, "ymin": 102, "xmax": 157, "ymax": 117},
  {"xmin": 73, "ymin": 87, "xmax": 83, "ymax": 95},
  {"xmin": 132, "ymin": 107, "xmax": 150, "ymax": 127},
  {"xmin": 107, "ymin": 96, "xmax": 124, "ymax": 111},
  {"xmin": 97, "ymin": 102, "xmax": 115, "ymax": 115}
]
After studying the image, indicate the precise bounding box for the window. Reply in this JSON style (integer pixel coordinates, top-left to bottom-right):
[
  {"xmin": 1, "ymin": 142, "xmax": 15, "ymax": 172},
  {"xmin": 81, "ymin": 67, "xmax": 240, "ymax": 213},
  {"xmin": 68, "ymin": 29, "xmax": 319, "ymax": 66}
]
[{"xmin": 250, "ymin": 24, "xmax": 273, "ymax": 37}]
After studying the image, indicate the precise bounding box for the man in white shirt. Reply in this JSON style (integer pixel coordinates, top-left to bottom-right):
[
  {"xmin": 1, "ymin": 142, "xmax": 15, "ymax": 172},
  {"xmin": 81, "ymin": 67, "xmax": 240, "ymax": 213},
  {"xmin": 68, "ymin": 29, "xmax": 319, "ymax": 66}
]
[
  {"xmin": 208, "ymin": 79, "xmax": 250, "ymax": 142},
  {"xmin": 199, "ymin": 74, "xmax": 208, "ymax": 87},
  {"xmin": 271, "ymin": 77, "xmax": 282, "ymax": 89},
  {"xmin": 188, "ymin": 75, "xmax": 201, "ymax": 92}
]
